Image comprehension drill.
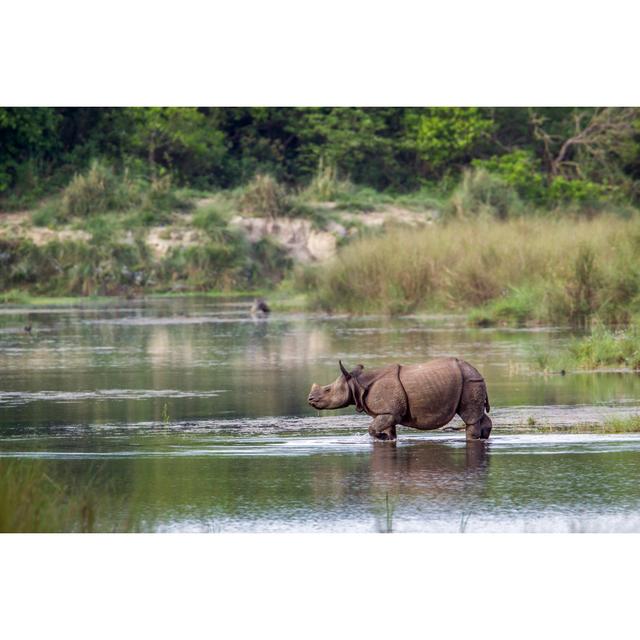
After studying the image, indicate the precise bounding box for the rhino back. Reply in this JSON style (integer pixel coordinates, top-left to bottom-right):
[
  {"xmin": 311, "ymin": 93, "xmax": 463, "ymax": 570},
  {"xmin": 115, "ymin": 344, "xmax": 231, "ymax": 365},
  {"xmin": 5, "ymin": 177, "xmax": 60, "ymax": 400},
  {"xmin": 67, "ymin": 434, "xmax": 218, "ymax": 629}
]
[
  {"xmin": 359, "ymin": 366, "xmax": 407, "ymax": 417},
  {"xmin": 399, "ymin": 358, "xmax": 463, "ymax": 428}
]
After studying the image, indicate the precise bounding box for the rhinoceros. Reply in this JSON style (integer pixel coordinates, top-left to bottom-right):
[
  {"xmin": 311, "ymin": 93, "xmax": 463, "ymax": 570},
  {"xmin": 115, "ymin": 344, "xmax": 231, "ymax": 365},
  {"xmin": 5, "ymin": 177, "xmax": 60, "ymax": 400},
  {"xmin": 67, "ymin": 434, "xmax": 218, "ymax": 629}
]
[{"xmin": 307, "ymin": 357, "xmax": 492, "ymax": 442}]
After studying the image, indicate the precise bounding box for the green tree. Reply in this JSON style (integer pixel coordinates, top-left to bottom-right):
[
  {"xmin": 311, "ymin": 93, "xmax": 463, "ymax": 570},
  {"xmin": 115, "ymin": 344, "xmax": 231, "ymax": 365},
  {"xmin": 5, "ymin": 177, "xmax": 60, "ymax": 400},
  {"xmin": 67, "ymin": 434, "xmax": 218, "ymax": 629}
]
[
  {"xmin": 0, "ymin": 108, "xmax": 60, "ymax": 192},
  {"xmin": 127, "ymin": 107, "xmax": 228, "ymax": 184},
  {"xmin": 406, "ymin": 107, "xmax": 494, "ymax": 176}
]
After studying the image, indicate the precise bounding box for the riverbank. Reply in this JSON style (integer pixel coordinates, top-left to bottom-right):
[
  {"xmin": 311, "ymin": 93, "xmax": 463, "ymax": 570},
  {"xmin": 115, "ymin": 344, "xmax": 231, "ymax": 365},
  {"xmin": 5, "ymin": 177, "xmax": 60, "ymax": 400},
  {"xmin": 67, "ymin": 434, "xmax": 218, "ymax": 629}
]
[
  {"xmin": 3, "ymin": 162, "xmax": 640, "ymax": 330},
  {"xmin": 0, "ymin": 167, "xmax": 437, "ymax": 299}
]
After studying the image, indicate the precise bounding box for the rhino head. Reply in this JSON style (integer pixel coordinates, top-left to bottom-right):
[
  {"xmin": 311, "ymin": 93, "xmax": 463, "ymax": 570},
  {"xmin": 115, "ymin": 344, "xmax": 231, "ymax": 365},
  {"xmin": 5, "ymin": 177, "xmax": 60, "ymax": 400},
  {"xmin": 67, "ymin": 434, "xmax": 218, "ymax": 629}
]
[{"xmin": 308, "ymin": 361, "xmax": 362, "ymax": 410}]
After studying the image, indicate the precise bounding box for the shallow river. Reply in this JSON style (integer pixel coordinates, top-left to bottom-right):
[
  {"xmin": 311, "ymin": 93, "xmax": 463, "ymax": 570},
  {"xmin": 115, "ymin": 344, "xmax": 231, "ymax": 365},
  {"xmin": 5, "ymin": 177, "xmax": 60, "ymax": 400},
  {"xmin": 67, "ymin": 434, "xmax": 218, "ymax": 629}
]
[{"xmin": 1, "ymin": 297, "xmax": 640, "ymax": 532}]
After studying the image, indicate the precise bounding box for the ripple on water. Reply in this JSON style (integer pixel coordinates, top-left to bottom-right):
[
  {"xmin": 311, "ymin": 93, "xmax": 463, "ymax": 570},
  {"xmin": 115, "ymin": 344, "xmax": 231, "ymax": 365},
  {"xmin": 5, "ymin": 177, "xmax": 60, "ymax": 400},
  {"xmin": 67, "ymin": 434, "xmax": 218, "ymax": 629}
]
[{"xmin": 0, "ymin": 388, "xmax": 226, "ymax": 407}]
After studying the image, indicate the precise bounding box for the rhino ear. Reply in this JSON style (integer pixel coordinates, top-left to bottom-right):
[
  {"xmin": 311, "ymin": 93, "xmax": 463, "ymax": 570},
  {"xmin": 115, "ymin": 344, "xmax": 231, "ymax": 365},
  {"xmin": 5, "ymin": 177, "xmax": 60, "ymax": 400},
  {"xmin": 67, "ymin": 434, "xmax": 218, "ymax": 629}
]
[
  {"xmin": 339, "ymin": 360, "xmax": 351, "ymax": 380},
  {"xmin": 352, "ymin": 364, "xmax": 364, "ymax": 377}
]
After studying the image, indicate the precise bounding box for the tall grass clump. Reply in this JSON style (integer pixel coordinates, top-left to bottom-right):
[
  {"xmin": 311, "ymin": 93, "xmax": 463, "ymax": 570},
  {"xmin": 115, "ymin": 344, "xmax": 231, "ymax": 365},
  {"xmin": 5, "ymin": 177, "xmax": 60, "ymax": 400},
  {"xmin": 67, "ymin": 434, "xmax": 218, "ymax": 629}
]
[
  {"xmin": 0, "ymin": 236, "xmax": 151, "ymax": 296},
  {"xmin": 192, "ymin": 205, "xmax": 231, "ymax": 240},
  {"xmin": 156, "ymin": 239, "xmax": 247, "ymax": 291},
  {"xmin": 61, "ymin": 159, "xmax": 139, "ymax": 217},
  {"xmin": 301, "ymin": 215, "xmax": 640, "ymax": 320},
  {"xmin": 42, "ymin": 161, "xmax": 193, "ymax": 223},
  {"xmin": 239, "ymin": 173, "xmax": 290, "ymax": 218},
  {"xmin": 300, "ymin": 160, "xmax": 354, "ymax": 202},
  {"xmin": 468, "ymin": 285, "xmax": 541, "ymax": 327},
  {"xmin": 0, "ymin": 461, "xmax": 138, "ymax": 532},
  {"xmin": 446, "ymin": 168, "xmax": 523, "ymax": 220},
  {"xmin": 139, "ymin": 174, "xmax": 192, "ymax": 214},
  {"xmin": 569, "ymin": 322, "xmax": 640, "ymax": 369}
]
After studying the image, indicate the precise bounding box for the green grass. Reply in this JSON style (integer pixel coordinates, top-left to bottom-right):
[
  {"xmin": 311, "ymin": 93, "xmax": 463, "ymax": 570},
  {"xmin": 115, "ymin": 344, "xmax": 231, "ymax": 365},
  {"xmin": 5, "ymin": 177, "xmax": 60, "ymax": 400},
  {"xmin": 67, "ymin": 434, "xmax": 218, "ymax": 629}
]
[
  {"xmin": 31, "ymin": 200, "xmax": 64, "ymax": 227},
  {"xmin": 0, "ymin": 289, "xmax": 115, "ymax": 306},
  {"xmin": 446, "ymin": 167, "xmax": 523, "ymax": 220},
  {"xmin": 0, "ymin": 461, "xmax": 139, "ymax": 533},
  {"xmin": 599, "ymin": 415, "xmax": 640, "ymax": 433},
  {"xmin": 532, "ymin": 415, "xmax": 640, "ymax": 434},
  {"xmin": 0, "ymin": 288, "xmax": 33, "ymax": 304},
  {"xmin": 569, "ymin": 323, "xmax": 640, "ymax": 370},
  {"xmin": 528, "ymin": 322, "xmax": 640, "ymax": 373},
  {"xmin": 147, "ymin": 290, "xmax": 265, "ymax": 302},
  {"xmin": 298, "ymin": 215, "xmax": 640, "ymax": 323},
  {"xmin": 296, "ymin": 162, "xmax": 440, "ymax": 215},
  {"xmin": 469, "ymin": 285, "xmax": 541, "ymax": 327},
  {"xmin": 239, "ymin": 173, "xmax": 290, "ymax": 218},
  {"xmin": 34, "ymin": 160, "xmax": 195, "ymax": 222}
]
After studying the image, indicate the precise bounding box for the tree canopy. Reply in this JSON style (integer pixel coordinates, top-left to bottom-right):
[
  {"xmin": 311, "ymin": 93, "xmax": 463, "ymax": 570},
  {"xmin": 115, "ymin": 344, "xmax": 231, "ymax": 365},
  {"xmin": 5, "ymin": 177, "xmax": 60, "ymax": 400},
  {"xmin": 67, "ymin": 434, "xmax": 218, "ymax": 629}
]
[{"xmin": 1, "ymin": 107, "xmax": 639, "ymax": 202}]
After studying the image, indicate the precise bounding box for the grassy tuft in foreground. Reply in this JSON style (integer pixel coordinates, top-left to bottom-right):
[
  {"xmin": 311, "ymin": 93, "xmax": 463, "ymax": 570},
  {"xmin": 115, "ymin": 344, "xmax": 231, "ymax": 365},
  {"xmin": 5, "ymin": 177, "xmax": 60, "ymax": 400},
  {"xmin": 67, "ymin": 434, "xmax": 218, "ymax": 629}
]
[{"xmin": 0, "ymin": 461, "xmax": 139, "ymax": 533}]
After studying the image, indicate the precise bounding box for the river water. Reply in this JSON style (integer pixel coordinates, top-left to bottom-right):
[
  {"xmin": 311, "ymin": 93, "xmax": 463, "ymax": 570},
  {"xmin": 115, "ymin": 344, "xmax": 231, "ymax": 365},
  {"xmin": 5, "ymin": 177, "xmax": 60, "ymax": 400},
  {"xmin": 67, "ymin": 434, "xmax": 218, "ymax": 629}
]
[{"xmin": 1, "ymin": 297, "xmax": 640, "ymax": 532}]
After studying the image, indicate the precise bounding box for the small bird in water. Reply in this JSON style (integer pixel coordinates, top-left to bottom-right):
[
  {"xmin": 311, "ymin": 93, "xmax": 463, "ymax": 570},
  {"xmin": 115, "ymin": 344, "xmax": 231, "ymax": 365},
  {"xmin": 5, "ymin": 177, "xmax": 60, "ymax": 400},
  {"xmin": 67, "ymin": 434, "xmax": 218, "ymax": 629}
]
[{"xmin": 250, "ymin": 298, "xmax": 271, "ymax": 317}]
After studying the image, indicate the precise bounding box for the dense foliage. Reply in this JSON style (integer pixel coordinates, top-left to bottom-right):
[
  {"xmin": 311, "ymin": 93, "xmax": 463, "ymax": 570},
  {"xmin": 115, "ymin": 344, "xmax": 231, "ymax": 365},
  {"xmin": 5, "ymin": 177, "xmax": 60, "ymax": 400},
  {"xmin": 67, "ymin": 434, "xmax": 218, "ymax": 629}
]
[{"xmin": 2, "ymin": 107, "xmax": 639, "ymax": 205}]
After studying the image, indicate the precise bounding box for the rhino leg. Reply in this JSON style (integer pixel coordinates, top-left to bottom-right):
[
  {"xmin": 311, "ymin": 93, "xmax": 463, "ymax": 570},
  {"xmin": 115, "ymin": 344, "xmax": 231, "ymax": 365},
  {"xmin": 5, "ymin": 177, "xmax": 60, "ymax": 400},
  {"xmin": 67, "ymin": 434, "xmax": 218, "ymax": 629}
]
[
  {"xmin": 456, "ymin": 361, "xmax": 492, "ymax": 440},
  {"xmin": 368, "ymin": 414, "xmax": 398, "ymax": 441}
]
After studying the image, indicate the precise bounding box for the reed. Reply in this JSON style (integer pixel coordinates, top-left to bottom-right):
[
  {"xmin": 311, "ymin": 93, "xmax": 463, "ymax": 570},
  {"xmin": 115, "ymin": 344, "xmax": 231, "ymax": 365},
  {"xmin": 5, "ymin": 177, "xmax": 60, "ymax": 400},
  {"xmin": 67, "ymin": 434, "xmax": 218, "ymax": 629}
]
[
  {"xmin": 0, "ymin": 461, "xmax": 138, "ymax": 533},
  {"xmin": 301, "ymin": 215, "xmax": 640, "ymax": 323}
]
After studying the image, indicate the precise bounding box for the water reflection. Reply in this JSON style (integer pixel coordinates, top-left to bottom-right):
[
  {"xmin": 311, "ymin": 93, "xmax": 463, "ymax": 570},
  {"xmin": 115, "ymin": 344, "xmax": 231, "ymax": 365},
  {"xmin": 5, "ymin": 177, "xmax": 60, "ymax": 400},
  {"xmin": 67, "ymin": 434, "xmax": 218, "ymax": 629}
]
[
  {"xmin": 2, "ymin": 297, "xmax": 640, "ymax": 532},
  {"xmin": 369, "ymin": 440, "xmax": 488, "ymax": 490}
]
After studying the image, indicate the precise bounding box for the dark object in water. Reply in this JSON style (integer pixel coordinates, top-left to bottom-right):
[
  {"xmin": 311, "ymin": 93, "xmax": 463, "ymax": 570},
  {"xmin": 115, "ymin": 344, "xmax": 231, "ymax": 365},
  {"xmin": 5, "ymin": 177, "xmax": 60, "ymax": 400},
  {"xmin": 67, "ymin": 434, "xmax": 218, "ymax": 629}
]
[
  {"xmin": 23, "ymin": 325, "xmax": 32, "ymax": 334},
  {"xmin": 251, "ymin": 298, "xmax": 271, "ymax": 316},
  {"xmin": 308, "ymin": 357, "xmax": 492, "ymax": 443}
]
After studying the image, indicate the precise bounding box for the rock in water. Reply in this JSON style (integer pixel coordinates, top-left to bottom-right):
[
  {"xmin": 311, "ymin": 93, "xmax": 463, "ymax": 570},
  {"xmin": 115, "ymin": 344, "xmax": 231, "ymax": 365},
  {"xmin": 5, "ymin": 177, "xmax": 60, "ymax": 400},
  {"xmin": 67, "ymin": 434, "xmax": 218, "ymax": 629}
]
[{"xmin": 251, "ymin": 298, "xmax": 271, "ymax": 316}]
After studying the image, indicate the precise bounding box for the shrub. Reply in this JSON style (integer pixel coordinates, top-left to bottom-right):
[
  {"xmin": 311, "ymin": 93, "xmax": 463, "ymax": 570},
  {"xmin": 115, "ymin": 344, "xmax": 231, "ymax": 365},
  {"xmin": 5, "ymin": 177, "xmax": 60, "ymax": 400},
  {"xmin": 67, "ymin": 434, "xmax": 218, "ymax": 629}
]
[
  {"xmin": 547, "ymin": 176, "xmax": 608, "ymax": 207},
  {"xmin": 468, "ymin": 285, "xmax": 541, "ymax": 326},
  {"xmin": 129, "ymin": 209, "xmax": 173, "ymax": 227},
  {"xmin": 246, "ymin": 237, "xmax": 292, "ymax": 285},
  {"xmin": 300, "ymin": 160, "xmax": 354, "ymax": 202},
  {"xmin": 140, "ymin": 174, "xmax": 192, "ymax": 213},
  {"xmin": 446, "ymin": 168, "xmax": 523, "ymax": 220},
  {"xmin": 240, "ymin": 173, "xmax": 290, "ymax": 218},
  {"xmin": 192, "ymin": 205, "xmax": 230, "ymax": 239},
  {"xmin": 0, "ymin": 237, "xmax": 150, "ymax": 296},
  {"xmin": 569, "ymin": 322, "xmax": 640, "ymax": 370},
  {"xmin": 61, "ymin": 159, "xmax": 139, "ymax": 217},
  {"xmin": 0, "ymin": 288, "xmax": 31, "ymax": 304},
  {"xmin": 473, "ymin": 151, "xmax": 547, "ymax": 204},
  {"xmin": 157, "ymin": 240, "xmax": 246, "ymax": 291},
  {"xmin": 31, "ymin": 200, "xmax": 63, "ymax": 226}
]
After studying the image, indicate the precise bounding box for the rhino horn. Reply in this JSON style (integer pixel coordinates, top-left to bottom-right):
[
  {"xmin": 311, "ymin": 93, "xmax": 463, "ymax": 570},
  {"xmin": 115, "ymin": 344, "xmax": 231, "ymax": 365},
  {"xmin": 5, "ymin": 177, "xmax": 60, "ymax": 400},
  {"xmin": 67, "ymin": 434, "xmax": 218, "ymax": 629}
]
[{"xmin": 339, "ymin": 360, "xmax": 351, "ymax": 379}]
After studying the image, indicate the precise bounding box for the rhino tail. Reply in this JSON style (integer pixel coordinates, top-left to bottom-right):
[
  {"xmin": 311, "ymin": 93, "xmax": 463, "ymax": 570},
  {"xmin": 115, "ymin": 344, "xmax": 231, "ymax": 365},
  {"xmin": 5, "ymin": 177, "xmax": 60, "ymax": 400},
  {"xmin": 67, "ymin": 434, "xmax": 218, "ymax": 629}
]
[{"xmin": 485, "ymin": 393, "xmax": 490, "ymax": 413}]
